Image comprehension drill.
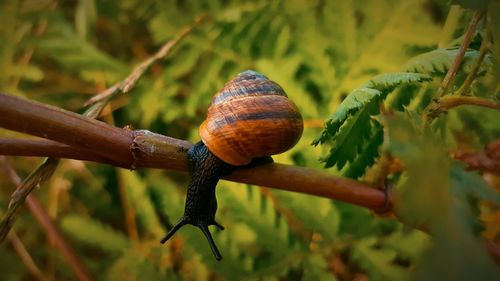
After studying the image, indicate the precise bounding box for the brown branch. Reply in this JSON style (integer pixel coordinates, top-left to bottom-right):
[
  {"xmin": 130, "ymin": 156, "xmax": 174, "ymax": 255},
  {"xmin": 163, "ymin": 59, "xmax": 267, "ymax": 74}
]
[
  {"xmin": 0, "ymin": 157, "xmax": 94, "ymax": 281},
  {"xmin": 456, "ymin": 29, "xmax": 490, "ymax": 96},
  {"xmin": 0, "ymin": 93, "xmax": 134, "ymax": 165},
  {"xmin": 454, "ymin": 138, "xmax": 500, "ymax": 175},
  {"xmin": 0, "ymin": 138, "xmax": 121, "ymax": 166},
  {"xmin": 435, "ymin": 10, "xmax": 484, "ymax": 99},
  {"xmin": 0, "ymin": 158, "xmax": 59, "ymax": 242},
  {"xmin": 26, "ymin": 195, "xmax": 93, "ymax": 281},
  {"xmin": 427, "ymin": 95, "xmax": 500, "ymax": 118},
  {"xmin": 8, "ymin": 231, "xmax": 49, "ymax": 281},
  {"xmin": 0, "ymin": 93, "xmax": 387, "ymax": 210}
]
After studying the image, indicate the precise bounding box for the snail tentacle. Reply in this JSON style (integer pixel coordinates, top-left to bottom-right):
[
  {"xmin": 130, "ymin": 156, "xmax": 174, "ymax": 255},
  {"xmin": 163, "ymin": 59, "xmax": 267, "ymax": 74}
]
[
  {"xmin": 160, "ymin": 216, "xmax": 189, "ymax": 244},
  {"xmin": 199, "ymin": 223, "xmax": 222, "ymax": 261},
  {"xmin": 212, "ymin": 220, "xmax": 224, "ymax": 230}
]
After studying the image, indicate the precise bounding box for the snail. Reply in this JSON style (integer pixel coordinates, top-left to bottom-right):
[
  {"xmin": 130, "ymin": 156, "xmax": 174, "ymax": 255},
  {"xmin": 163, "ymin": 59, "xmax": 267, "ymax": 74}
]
[{"xmin": 160, "ymin": 70, "xmax": 303, "ymax": 260}]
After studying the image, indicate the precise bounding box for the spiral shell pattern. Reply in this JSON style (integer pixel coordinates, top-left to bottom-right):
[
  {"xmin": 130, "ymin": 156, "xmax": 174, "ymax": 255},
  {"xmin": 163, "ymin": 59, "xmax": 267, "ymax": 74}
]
[{"xmin": 199, "ymin": 70, "xmax": 303, "ymax": 165}]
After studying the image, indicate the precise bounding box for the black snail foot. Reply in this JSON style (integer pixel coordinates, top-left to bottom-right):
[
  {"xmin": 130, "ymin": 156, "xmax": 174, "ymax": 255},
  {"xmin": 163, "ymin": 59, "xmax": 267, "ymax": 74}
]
[
  {"xmin": 160, "ymin": 142, "xmax": 274, "ymax": 261},
  {"xmin": 160, "ymin": 142, "xmax": 229, "ymax": 261}
]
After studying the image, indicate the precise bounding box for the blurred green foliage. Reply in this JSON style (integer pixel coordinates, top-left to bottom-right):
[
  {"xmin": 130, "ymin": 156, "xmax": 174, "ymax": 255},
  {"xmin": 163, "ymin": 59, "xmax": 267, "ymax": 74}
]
[{"xmin": 1, "ymin": 0, "xmax": 500, "ymax": 280}]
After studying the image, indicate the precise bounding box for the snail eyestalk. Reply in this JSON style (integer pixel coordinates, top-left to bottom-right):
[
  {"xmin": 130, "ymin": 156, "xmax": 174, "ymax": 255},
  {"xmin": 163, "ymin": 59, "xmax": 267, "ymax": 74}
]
[{"xmin": 160, "ymin": 142, "xmax": 229, "ymax": 261}]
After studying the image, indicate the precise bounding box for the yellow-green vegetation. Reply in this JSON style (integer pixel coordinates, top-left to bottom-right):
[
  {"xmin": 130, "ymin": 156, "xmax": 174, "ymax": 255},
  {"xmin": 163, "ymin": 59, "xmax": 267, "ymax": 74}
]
[{"xmin": 1, "ymin": 0, "xmax": 499, "ymax": 280}]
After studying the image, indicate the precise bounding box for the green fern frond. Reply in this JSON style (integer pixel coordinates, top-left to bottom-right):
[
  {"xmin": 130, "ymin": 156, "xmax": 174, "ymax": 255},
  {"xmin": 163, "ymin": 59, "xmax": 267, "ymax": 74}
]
[
  {"xmin": 313, "ymin": 72, "xmax": 432, "ymax": 171},
  {"xmin": 387, "ymin": 84, "xmax": 420, "ymax": 111},
  {"xmin": 322, "ymin": 107, "xmax": 379, "ymax": 169},
  {"xmin": 363, "ymin": 72, "xmax": 432, "ymax": 93},
  {"xmin": 405, "ymin": 48, "xmax": 491, "ymax": 75},
  {"xmin": 118, "ymin": 170, "xmax": 162, "ymax": 236},
  {"xmin": 312, "ymin": 88, "xmax": 381, "ymax": 146},
  {"xmin": 352, "ymin": 237, "xmax": 411, "ymax": 281},
  {"xmin": 61, "ymin": 215, "xmax": 129, "ymax": 253},
  {"xmin": 273, "ymin": 191, "xmax": 340, "ymax": 243},
  {"xmin": 344, "ymin": 121, "xmax": 384, "ymax": 178}
]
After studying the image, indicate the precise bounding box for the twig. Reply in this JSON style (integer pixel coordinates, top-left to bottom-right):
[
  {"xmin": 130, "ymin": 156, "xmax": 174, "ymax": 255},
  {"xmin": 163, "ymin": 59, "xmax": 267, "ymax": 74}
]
[
  {"xmin": 456, "ymin": 29, "xmax": 490, "ymax": 96},
  {"xmin": 0, "ymin": 157, "xmax": 94, "ymax": 281},
  {"xmin": 84, "ymin": 15, "xmax": 207, "ymax": 107},
  {"xmin": 26, "ymin": 195, "xmax": 93, "ymax": 281},
  {"xmin": 434, "ymin": 10, "xmax": 484, "ymax": 99},
  {"xmin": 0, "ymin": 158, "xmax": 59, "ymax": 241},
  {"xmin": 427, "ymin": 95, "xmax": 500, "ymax": 118},
  {"xmin": 8, "ymin": 231, "xmax": 49, "ymax": 281}
]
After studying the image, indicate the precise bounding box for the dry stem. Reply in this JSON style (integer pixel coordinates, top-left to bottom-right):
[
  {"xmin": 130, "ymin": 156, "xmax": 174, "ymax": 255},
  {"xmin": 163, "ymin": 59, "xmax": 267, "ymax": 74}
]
[
  {"xmin": 434, "ymin": 10, "xmax": 484, "ymax": 99},
  {"xmin": 427, "ymin": 95, "xmax": 500, "ymax": 118}
]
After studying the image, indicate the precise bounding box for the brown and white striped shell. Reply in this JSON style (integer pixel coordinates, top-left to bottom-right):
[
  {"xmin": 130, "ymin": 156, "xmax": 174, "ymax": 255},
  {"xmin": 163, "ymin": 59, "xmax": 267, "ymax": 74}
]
[{"xmin": 199, "ymin": 70, "xmax": 303, "ymax": 166}]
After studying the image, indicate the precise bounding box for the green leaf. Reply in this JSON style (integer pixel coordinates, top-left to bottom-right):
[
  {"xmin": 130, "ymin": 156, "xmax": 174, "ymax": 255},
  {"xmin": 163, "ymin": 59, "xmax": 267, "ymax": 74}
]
[
  {"xmin": 388, "ymin": 84, "xmax": 420, "ymax": 111},
  {"xmin": 418, "ymin": 227, "xmax": 500, "ymax": 281},
  {"xmin": 275, "ymin": 25, "xmax": 291, "ymax": 58},
  {"xmin": 273, "ymin": 191, "xmax": 340, "ymax": 243},
  {"xmin": 405, "ymin": 48, "xmax": 491, "ymax": 75},
  {"xmin": 452, "ymin": 0, "xmax": 490, "ymax": 10},
  {"xmin": 37, "ymin": 12, "xmax": 126, "ymax": 81},
  {"xmin": 303, "ymin": 254, "xmax": 338, "ymax": 281},
  {"xmin": 313, "ymin": 87, "xmax": 381, "ymax": 146},
  {"xmin": 344, "ymin": 121, "xmax": 384, "ymax": 178},
  {"xmin": 314, "ymin": 72, "xmax": 432, "ymax": 172},
  {"xmin": 363, "ymin": 72, "xmax": 432, "ymax": 93},
  {"xmin": 451, "ymin": 163, "xmax": 500, "ymax": 204},
  {"xmin": 118, "ymin": 170, "xmax": 162, "ymax": 236},
  {"xmin": 385, "ymin": 113, "xmax": 500, "ymax": 280},
  {"xmin": 322, "ymin": 106, "xmax": 379, "ymax": 169},
  {"xmin": 61, "ymin": 215, "xmax": 129, "ymax": 253},
  {"xmin": 8, "ymin": 64, "xmax": 44, "ymax": 82},
  {"xmin": 352, "ymin": 237, "xmax": 411, "ymax": 281},
  {"xmin": 383, "ymin": 229, "xmax": 430, "ymax": 261},
  {"xmin": 385, "ymin": 111, "xmax": 452, "ymax": 228}
]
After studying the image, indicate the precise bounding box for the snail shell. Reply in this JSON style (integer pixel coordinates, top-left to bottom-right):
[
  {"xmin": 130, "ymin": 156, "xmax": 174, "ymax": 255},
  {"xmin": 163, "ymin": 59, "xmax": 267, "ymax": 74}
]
[{"xmin": 199, "ymin": 70, "xmax": 303, "ymax": 165}]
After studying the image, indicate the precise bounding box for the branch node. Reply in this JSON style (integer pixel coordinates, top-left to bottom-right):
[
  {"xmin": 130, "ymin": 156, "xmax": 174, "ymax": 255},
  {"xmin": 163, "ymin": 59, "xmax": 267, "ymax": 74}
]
[{"xmin": 373, "ymin": 183, "xmax": 395, "ymax": 216}]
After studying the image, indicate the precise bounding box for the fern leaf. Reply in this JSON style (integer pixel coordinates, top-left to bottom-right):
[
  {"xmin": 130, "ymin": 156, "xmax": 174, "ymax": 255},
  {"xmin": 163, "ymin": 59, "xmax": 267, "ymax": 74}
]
[
  {"xmin": 451, "ymin": 163, "xmax": 500, "ymax": 205},
  {"xmin": 314, "ymin": 72, "xmax": 432, "ymax": 171},
  {"xmin": 303, "ymin": 254, "xmax": 337, "ymax": 281},
  {"xmin": 352, "ymin": 237, "xmax": 411, "ymax": 281},
  {"xmin": 118, "ymin": 170, "xmax": 162, "ymax": 236},
  {"xmin": 387, "ymin": 84, "xmax": 419, "ymax": 111},
  {"xmin": 344, "ymin": 121, "xmax": 384, "ymax": 178},
  {"xmin": 273, "ymin": 191, "xmax": 340, "ymax": 243},
  {"xmin": 363, "ymin": 72, "xmax": 432, "ymax": 93},
  {"xmin": 313, "ymin": 88, "xmax": 381, "ymax": 146},
  {"xmin": 322, "ymin": 108, "xmax": 378, "ymax": 169},
  {"xmin": 405, "ymin": 48, "xmax": 491, "ymax": 75},
  {"xmin": 61, "ymin": 215, "xmax": 129, "ymax": 253}
]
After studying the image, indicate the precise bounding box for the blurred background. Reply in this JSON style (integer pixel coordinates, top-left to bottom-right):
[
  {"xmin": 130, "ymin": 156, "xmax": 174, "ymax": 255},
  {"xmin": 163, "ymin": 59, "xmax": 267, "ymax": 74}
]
[{"xmin": 0, "ymin": 0, "xmax": 499, "ymax": 280}]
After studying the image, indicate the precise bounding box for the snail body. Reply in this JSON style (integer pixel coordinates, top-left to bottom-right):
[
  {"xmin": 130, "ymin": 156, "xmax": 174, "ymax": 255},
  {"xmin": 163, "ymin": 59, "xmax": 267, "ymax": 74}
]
[{"xmin": 160, "ymin": 70, "xmax": 303, "ymax": 260}]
